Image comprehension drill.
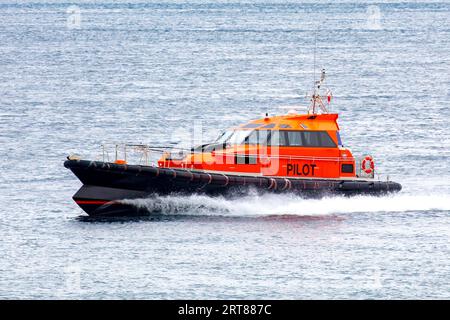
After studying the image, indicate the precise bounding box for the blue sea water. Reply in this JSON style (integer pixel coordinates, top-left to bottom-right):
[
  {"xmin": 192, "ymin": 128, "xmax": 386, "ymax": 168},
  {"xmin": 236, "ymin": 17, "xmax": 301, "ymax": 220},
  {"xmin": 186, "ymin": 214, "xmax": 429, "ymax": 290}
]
[{"xmin": 0, "ymin": 1, "xmax": 449, "ymax": 299}]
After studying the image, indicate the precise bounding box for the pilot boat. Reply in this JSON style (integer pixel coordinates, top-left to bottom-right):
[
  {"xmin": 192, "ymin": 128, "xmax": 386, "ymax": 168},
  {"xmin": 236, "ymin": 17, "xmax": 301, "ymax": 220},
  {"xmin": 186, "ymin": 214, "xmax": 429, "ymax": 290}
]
[{"xmin": 64, "ymin": 70, "xmax": 401, "ymax": 216}]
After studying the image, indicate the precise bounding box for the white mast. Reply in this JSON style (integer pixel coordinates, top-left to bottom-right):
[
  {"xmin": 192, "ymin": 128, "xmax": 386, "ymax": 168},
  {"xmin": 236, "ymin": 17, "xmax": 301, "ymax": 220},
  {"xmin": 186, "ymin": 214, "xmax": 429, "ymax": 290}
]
[{"xmin": 308, "ymin": 68, "xmax": 331, "ymax": 115}]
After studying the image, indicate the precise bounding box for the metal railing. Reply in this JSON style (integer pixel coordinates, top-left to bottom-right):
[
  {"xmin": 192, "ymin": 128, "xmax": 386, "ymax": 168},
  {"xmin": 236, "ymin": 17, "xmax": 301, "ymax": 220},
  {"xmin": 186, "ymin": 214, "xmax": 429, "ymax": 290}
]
[{"xmin": 97, "ymin": 143, "xmax": 162, "ymax": 166}]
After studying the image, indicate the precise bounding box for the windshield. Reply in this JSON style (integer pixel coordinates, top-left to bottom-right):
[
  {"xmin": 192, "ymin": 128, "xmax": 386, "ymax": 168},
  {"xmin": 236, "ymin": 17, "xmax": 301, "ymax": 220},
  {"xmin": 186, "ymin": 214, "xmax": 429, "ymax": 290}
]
[
  {"xmin": 215, "ymin": 130, "xmax": 251, "ymax": 145},
  {"xmin": 215, "ymin": 130, "xmax": 269, "ymax": 145}
]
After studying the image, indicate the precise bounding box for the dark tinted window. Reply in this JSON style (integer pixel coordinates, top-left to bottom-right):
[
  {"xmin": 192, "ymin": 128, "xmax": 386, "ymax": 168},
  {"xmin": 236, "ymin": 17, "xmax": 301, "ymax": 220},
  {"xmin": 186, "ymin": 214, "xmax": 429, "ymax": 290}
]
[
  {"xmin": 279, "ymin": 124, "xmax": 292, "ymax": 128},
  {"xmin": 286, "ymin": 131, "xmax": 302, "ymax": 146},
  {"xmin": 317, "ymin": 131, "xmax": 337, "ymax": 147},
  {"xmin": 268, "ymin": 131, "xmax": 337, "ymax": 148},
  {"xmin": 341, "ymin": 164, "xmax": 354, "ymax": 173},
  {"xmin": 302, "ymin": 131, "xmax": 320, "ymax": 146},
  {"xmin": 261, "ymin": 123, "xmax": 276, "ymax": 129}
]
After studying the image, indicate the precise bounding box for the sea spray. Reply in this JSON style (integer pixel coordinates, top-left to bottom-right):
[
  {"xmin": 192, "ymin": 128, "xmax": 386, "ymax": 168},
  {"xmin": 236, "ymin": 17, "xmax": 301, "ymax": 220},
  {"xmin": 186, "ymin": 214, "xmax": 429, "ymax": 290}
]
[{"xmin": 119, "ymin": 193, "xmax": 450, "ymax": 217}]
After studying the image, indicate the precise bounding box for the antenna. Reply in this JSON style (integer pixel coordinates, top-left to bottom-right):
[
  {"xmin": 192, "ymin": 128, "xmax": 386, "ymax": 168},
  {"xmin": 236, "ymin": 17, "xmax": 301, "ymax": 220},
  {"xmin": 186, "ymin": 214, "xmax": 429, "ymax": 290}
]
[
  {"xmin": 306, "ymin": 27, "xmax": 333, "ymax": 115},
  {"xmin": 312, "ymin": 27, "xmax": 319, "ymax": 114},
  {"xmin": 313, "ymin": 27, "xmax": 317, "ymax": 92},
  {"xmin": 280, "ymin": 26, "xmax": 332, "ymax": 116}
]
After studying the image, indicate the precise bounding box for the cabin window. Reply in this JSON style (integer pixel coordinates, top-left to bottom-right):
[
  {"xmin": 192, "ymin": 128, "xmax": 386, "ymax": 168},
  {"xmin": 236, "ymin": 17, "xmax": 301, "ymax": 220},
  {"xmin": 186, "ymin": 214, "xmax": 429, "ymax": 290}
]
[
  {"xmin": 319, "ymin": 132, "xmax": 337, "ymax": 147},
  {"xmin": 268, "ymin": 130, "xmax": 337, "ymax": 148},
  {"xmin": 303, "ymin": 131, "xmax": 321, "ymax": 147},
  {"xmin": 268, "ymin": 130, "xmax": 287, "ymax": 146},
  {"xmin": 302, "ymin": 131, "xmax": 336, "ymax": 148},
  {"xmin": 279, "ymin": 124, "xmax": 292, "ymax": 129},
  {"xmin": 235, "ymin": 154, "xmax": 257, "ymax": 164},
  {"xmin": 286, "ymin": 131, "xmax": 302, "ymax": 146},
  {"xmin": 216, "ymin": 130, "xmax": 272, "ymax": 146},
  {"xmin": 341, "ymin": 164, "xmax": 354, "ymax": 173},
  {"xmin": 261, "ymin": 123, "xmax": 275, "ymax": 129},
  {"xmin": 268, "ymin": 131, "xmax": 277, "ymax": 145},
  {"xmin": 258, "ymin": 130, "xmax": 271, "ymax": 145},
  {"xmin": 302, "ymin": 131, "xmax": 321, "ymax": 146}
]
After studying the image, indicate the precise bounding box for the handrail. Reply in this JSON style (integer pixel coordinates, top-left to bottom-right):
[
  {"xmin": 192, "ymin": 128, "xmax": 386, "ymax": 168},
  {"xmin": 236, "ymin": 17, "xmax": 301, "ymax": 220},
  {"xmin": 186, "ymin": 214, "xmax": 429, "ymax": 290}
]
[
  {"xmin": 99, "ymin": 143, "xmax": 154, "ymax": 165},
  {"xmin": 93, "ymin": 143, "xmax": 385, "ymax": 180},
  {"xmin": 98, "ymin": 144, "xmax": 355, "ymax": 164}
]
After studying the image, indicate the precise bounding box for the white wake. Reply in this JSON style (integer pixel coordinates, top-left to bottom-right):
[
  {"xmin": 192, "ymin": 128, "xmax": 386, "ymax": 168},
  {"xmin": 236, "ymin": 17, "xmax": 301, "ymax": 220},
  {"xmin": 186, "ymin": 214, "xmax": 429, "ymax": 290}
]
[{"xmin": 120, "ymin": 192, "xmax": 450, "ymax": 217}]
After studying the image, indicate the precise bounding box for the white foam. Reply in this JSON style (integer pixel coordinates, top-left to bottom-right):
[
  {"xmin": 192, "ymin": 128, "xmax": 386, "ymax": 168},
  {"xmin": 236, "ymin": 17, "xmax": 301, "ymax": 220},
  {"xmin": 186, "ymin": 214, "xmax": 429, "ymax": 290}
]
[{"xmin": 120, "ymin": 193, "xmax": 450, "ymax": 217}]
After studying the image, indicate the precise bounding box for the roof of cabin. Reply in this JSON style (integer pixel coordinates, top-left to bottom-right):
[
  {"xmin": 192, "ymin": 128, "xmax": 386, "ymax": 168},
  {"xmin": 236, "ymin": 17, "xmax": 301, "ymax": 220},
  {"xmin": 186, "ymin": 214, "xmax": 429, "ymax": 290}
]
[{"xmin": 233, "ymin": 113, "xmax": 339, "ymax": 131}]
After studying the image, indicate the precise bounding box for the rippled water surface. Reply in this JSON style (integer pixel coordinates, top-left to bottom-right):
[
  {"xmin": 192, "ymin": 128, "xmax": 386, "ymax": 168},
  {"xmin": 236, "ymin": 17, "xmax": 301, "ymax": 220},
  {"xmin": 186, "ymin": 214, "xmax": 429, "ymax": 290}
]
[{"xmin": 0, "ymin": 1, "xmax": 449, "ymax": 299}]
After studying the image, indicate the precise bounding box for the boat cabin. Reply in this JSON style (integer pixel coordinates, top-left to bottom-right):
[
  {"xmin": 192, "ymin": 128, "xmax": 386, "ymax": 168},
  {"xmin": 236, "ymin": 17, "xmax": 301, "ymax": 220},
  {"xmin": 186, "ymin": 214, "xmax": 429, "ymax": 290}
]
[{"xmin": 158, "ymin": 113, "xmax": 356, "ymax": 179}]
